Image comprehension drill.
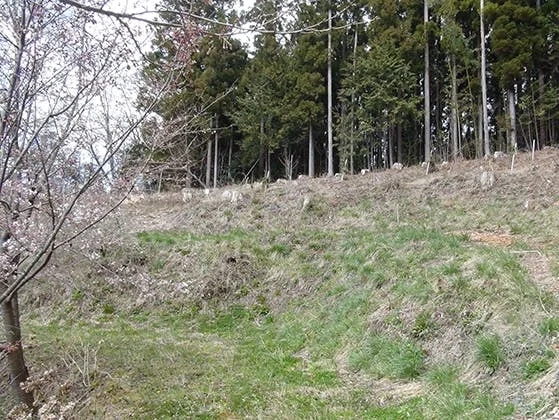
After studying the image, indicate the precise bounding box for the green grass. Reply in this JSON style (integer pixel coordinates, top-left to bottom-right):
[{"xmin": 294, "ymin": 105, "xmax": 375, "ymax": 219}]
[
  {"xmin": 349, "ymin": 334, "xmax": 425, "ymax": 379},
  {"xmin": 476, "ymin": 334, "xmax": 506, "ymax": 371},
  {"xmin": 427, "ymin": 365, "xmax": 515, "ymax": 418},
  {"xmin": 412, "ymin": 310, "xmax": 437, "ymax": 338},
  {"xmin": 24, "ymin": 303, "xmax": 517, "ymax": 418},
  {"xmin": 78, "ymin": 222, "xmax": 551, "ymax": 415},
  {"xmin": 539, "ymin": 317, "xmax": 559, "ymax": 337},
  {"xmin": 11, "ymin": 184, "xmax": 559, "ymax": 418},
  {"xmin": 523, "ymin": 358, "xmax": 552, "ymax": 379},
  {"xmin": 27, "ymin": 308, "xmax": 341, "ymax": 418}
]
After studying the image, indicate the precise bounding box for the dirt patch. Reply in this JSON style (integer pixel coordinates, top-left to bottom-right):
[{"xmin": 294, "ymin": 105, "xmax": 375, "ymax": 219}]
[
  {"xmin": 467, "ymin": 231, "xmax": 515, "ymax": 246},
  {"xmin": 423, "ymin": 326, "xmax": 472, "ymax": 367}
]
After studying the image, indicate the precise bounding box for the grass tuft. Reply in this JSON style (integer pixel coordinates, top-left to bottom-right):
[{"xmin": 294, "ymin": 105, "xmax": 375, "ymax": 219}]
[
  {"xmin": 477, "ymin": 334, "xmax": 506, "ymax": 372},
  {"xmin": 539, "ymin": 317, "xmax": 559, "ymax": 337},
  {"xmin": 523, "ymin": 358, "xmax": 552, "ymax": 379},
  {"xmin": 349, "ymin": 334, "xmax": 425, "ymax": 379}
]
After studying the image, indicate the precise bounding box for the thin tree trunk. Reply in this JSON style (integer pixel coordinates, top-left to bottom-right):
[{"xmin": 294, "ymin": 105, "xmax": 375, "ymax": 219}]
[
  {"xmin": 266, "ymin": 148, "xmax": 271, "ymax": 179},
  {"xmin": 388, "ymin": 125, "xmax": 394, "ymax": 167},
  {"xmin": 228, "ymin": 137, "xmax": 232, "ymax": 182},
  {"xmin": 349, "ymin": 124, "xmax": 354, "ymax": 174},
  {"xmin": 308, "ymin": 123, "xmax": 315, "ymax": 178},
  {"xmin": 327, "ymin": 3, "xmax": 334, "ymax": 176},
  {"xmin": 259, "ymin": 118, "xmax": 265, "ymax": 178},
  {"xmin": 480, "ymin": 0, "xmax": 490, "ymax": 156},
  {"xmin": 2, "ymin": 292, "xmax": 34, "ymax": 410},
  {"xmin": 205, "ymin": 138, "xmax": 212, "ymax": 188},
  {"xmin": 436, "ymin": 75, "xmax": 442, "ymax": 160},
  {"xmin": 213, "ymin": 121, "xmax": 218, "ymax": 189},
  {"xmin": 397, "ymin": 124, "xmax": 403, "ymax": 163},
  {"xmin": 508, "ymin": 87, "xmax": 517, "ymax": 152},
  {"xmin": 457, "ymin": 111, "xmax": 462, "ymax": 154},
  {"xmin": 451, "ymin": 56, "xmax": 459, "ymax": 160},
  {"xmin": 350, "ymin": 24, "xmax": 358, "ymax": 174},
  {"xmin": 536, "ymin": 0, "xmax": 545, "ymax": 147},
  {"xmin": 537, "ymin": 75, "xmax": 546, "ymax": 149},
  {"xmin": 424, "ymin": 0, "xmax": 431, "ymax": 163},
  {"xmin": 477, "ymin": 102, "xmax": 483, "ymax": 158}
]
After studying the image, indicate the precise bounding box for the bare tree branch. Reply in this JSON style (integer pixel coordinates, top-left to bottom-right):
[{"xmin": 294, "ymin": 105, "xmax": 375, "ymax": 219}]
[{"xmin": 56, "ymin": 0, "xmax": 357, "ymax": 36}]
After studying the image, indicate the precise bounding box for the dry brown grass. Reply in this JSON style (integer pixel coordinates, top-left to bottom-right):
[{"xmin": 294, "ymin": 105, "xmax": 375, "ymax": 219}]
[{"xmin": 120, "ymin": 148, "xmax": 559, "ymax": 236}]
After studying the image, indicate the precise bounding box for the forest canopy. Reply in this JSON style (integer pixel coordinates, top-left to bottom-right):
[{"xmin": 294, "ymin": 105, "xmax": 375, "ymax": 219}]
[{"xmin": 136, "ymin": 0, "xmax": 559, "ymax": 188}]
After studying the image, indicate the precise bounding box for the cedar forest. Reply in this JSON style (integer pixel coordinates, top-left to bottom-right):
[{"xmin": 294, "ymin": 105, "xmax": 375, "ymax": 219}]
[{"xmin": 136, "ymin": 0, "xmax": 559, "ymax": 188}]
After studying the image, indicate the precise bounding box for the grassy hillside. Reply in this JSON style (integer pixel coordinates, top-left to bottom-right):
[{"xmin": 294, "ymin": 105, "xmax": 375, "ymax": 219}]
[{"xmin": 3, "ymin": 150, "xmax": 559, "ymax": 418}]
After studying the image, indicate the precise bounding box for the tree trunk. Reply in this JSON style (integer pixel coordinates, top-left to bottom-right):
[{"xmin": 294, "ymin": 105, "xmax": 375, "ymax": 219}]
[
  {"xmin": 2, "ymin": 292, "xmax": 34, "ymax": 410},
  {"xmin": 480, "ymin": 0, "xmax": 491, "ymax": 156},
  {"xmin": 259, "ymin": 118, "xmax": 265, "ymax": 178},
  {"xmin": 308, "ymin": 123, "xmax": 315, "ymax": 178},
  {"xmin": 266, "ymin": 148, "xmax": 271, "ymax": 179},
  {"xmin": 327, "ymin": 3, "xmax": 334, "ymax": 176},
  {"xmin": 536, "ymin": 0, "xmax": 546, "ymax": 147},
  {"xmin": 538, "ymin": 73, "xmax": 546, "ymax": 148},
  {"xmin": 213, "ymin": 114, "xmax": 219, "ymax": 189},
  {"xmin": 508, "ymin": 87, "xmax": 517, "ymax": 152},
  {"xmin": 205, "ymin": 138, "xmax": 212, "ymax": 188},
  {"xmin": 450, "ymin": 56, "xmax": 459, "ymax": 160},
  {"xmin": 349, "ymin": 126, "xmax": 354, "ymax": 174},
  {"xmin": 350, "ymin": 25, "xmax": 358, "ymax": 174},
  {"xmin": 228, "ymin": 137, "xmax": 233, "ymax": 182},
  {"xmin": 424, "ymin": 0, "xmax": 431, "ymax": 163},
  {"xmin": 388, "ymin": 125, "xmax": 394, "ymax": 168},
  {"xmin": 213, "ymin": 133, "xmax": 218, "ymax": 189},
  {"xmin": 477, "ymin": 102, "xmax": 483, "ymax": 158},
  {"xmin": 435, "ymin": 75, "xmax": 442, "ymax": 160},
  {"xmin": 397, "ymin": 124, "xmax": 403, "ymax": 163}
]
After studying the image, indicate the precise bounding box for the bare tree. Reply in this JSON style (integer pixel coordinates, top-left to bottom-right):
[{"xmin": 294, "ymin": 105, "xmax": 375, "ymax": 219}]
[
  {"xmin": 279, "ymin": 149, "xmax": 297, "ymax": 181},
  {"xmin": 0, "ymin": 0, "xmax": 194, "ymax": 411},
  {"xmin": 134, "ymin": 110, "xmax": 218, "ymax": 190}
]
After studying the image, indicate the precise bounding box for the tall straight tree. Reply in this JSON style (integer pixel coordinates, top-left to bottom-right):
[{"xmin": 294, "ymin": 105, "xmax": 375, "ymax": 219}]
[
  {"xmin": 480, "ymin": 0, "xmax": 490, "ymax": 156},
  {"xmin": 536, "ymin": 0, "xmax": 545, "ymax": 147},
  {"xmin": 357, "ymin": 0, "xmax": 424, "ymax": 165},
  {"xmin": 486, "ymin": 0, "xmax": 539, "ymax": 152},
  {"xmin": 285, "ymin": 1, "xmax": 327, "ymax": 178},
  {"xmin": 350, "ymin": 26, "xmax": 358, "ymax": 171},
  {"xmin": 531, "ymin": 0, "xmax": 557, "ymax": 148},
  {"xmin": 327, "ymin": 1, "xmax": 334, "ymax": 176},
  {"xmin": 337, "ymin": 0, "xmax": 368, "ymax": 170},
  {"xmin": 340, "ymin": 41, "xmax": 419, "ymax": 167},
  {"xmin": 424, "ymin": 0, "xmax": 431, "ymax": 163},
  {"xmin": 438, "ymin": 1, "xmax": 469, "ymax": 159},
  {"xmin": 230, "ymin": 0, "xmax": 287, "ymax": 178}
]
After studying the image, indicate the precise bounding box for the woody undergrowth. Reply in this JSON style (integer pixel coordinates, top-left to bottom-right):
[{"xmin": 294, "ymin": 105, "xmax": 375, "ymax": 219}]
[{"xmin": 4, "ymin": 157, "xmax": 559, "ymax": 418}]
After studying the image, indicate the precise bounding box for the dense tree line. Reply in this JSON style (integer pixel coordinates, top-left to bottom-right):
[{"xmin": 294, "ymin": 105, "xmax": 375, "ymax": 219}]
[{"xmin": 136, "ymin": 0, "xmax": 559, "ymax": 188}]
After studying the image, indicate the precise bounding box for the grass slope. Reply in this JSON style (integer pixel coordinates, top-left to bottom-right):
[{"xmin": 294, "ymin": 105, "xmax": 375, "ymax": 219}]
[{"xmin": 3, "ymin": 150, "xmax": 559, "ymax": 418}]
